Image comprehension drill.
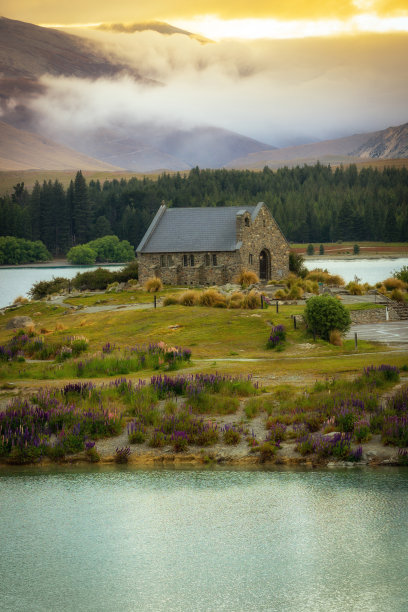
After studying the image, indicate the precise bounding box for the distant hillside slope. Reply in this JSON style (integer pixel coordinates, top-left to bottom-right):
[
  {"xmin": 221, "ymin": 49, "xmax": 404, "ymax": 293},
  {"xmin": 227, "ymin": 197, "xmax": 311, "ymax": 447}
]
[
  {"xmin": 226, "ymin": 123, "xmax": 408, "ymax": 169},
  {"xmin": 352, "ymin": 123, "xmax": 408, "ymax": 159},
  {"xmin": 56, "ymin": 124, "xmax": 275, "ymax": 171},
  {"xmin": 96, "ymin": 21, "xmax": 211, "ymax": 43},
  {"xmin": 0, "ymin": 16, "xmax": 139, "ymax": 80},
  {"xmin": 0, "ymin": 121, "xmax": 124, "ymax": 171}
]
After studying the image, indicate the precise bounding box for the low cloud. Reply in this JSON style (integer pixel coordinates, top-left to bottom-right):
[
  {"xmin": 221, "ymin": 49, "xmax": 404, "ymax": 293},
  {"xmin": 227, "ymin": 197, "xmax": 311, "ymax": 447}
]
[{"xmin": 25, "ymin": 30, "xmax": 408, "ymax": 148}]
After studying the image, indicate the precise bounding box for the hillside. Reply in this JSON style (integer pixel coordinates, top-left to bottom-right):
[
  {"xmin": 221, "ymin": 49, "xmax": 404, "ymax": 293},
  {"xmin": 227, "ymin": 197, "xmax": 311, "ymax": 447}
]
[
  {"xmin": 226, "ymin": 123, "xmax": 408, "ymax": 169},
  {"xmin": 0, "ymin": 121, "xmax": 123, "ymax": 171}
]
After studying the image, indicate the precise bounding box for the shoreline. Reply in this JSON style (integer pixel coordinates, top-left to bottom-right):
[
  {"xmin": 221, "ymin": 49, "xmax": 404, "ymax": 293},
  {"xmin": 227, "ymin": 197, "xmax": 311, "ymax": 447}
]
[
  {"xmin": 0, "ymin": 451, "xmax": 401, "ymax": 470},
  {"xmin": 0, "ymin": 260, "xmax": 127, "ymax": 270}
]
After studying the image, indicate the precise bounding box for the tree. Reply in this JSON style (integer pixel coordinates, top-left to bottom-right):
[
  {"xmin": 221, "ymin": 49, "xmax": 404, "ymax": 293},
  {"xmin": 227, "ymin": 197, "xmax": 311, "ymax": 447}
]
[
  {"xmin": 319, "ymin": 244, "xmax": 324, "ymax": 255},
  {"xmin": 73, "ymin": 171, "xmax": 89, "ymax": 244},
  {"xmin": 304, "ymin": 295, "xmax": 351, "ymax": 341},
  {"xmin": 353, "ymin": 244, "xmax": 360, "ymax": 255},
  {"xmin": 289, "ymin": 252, "xmax": 307, "ymax": 277},
  {"xmin": 307, "ymin": 244, "xmax": 315, "ymax": 255},
  {"xmin": 66, "ymin": 245, "xmax": 96, "ymax": 265}
]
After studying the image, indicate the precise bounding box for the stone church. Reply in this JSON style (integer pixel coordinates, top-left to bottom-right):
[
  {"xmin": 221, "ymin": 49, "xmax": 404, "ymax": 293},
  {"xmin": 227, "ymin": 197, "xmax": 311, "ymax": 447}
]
[{"xmin": 137, "ymin": 202, "xmax": 289, "ymax": 286}]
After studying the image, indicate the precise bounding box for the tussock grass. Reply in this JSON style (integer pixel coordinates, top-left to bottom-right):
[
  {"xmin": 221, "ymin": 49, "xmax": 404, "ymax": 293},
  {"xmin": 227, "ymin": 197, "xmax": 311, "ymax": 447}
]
[
  {"xmin": 236, "ymin": 269, "xmax": 259, "ymax": 288},
  {"xmin": 145, "ymin": 277, "xmax": 163, "ymax": 293}
]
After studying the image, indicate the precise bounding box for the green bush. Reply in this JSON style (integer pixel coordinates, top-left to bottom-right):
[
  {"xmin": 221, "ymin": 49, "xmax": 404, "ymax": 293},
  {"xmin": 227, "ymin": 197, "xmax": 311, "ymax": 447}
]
[
  {"xmin": 353, "ymin": 244, "xmax": 360, "ymax": 255},
  {"xmin": 304, "ymin": 295, "xmax": 351, "ymax": 341},
  {"xmin": 289, "ymin": 252, "xmax": 307, "ymax": 277},
  {"xmin": 67, "ymin": 236, "xmax": 135, "ymax": 265},
  {"xmin": 393, "ymin": 265, "xmax": 408, "ymax": 284},
  {"xmin": 67, "ymin": 245, "xmax": 97, "ymax": 265},
  {"xmin": 319, "ymin": 244, "xmax": 324, "ymax": 255},
  {"xmin": 29, "ymin": 277, "xmax": 69, "ymax": 299},
  {"xmin": 0, "ymin": 236, "xmax": 51, "ymax": 265},
  {"xmin": 307, "ymin": 244, "xmax": 315, "ymax": 255}
]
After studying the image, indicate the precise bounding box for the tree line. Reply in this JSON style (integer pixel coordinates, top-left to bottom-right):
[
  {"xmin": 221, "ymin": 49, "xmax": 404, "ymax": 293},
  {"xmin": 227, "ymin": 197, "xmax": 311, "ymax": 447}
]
[{"xmin": 1, "ymin": 164, "xmax": 407, "ymax": 255}]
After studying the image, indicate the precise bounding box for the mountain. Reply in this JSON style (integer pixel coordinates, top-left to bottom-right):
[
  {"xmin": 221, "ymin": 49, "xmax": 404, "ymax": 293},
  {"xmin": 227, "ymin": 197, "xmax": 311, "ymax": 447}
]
[
  {"xmin": 352, "ymin": 123, "xmax": 408, "ymax": 159},
  {"xmin": 0, "ymin": 121, "xmax": 123, "ymax": 171},
  {"xmin": 96, "ymin": 21, "xmax": 211, "ymax": 43},
  {"xmin": 0, "ymin": 16, "xmax": 273, "ymax": 171},
  {"xmin": 48, "ymin": 124, "xmax": 275, "ymax": 171},
  {"xmin": 0, "ymin": 16, "xmax": 141, "ymax": 80},
  {"xmin": 225, "ymin": 123, "xmax": 408, "ymax": 169}
]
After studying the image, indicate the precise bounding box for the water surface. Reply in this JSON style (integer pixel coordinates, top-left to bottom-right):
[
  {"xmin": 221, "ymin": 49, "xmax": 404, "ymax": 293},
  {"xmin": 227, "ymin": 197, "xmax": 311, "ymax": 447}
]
[
  {"xmin": 304, "ymin": 257, "xmax": 408, "ymax": 284},
  {"xmin": 1, "ymin": 466, "xmax": 407, "ymax": 612},
  {"xmin": 0, "ymin": 265, "xmax": 124, "ymax": 308}
]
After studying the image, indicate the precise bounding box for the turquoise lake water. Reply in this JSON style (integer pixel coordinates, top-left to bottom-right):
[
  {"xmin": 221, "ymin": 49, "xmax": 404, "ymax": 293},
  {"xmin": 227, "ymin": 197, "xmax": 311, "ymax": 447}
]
[
  {"xmin": 1, "ymin": 467, "xmax": 407, "ymax": 612},
  {"xmin": 0, "ymin": 265, "xmax": 124, "ymax": 308}
]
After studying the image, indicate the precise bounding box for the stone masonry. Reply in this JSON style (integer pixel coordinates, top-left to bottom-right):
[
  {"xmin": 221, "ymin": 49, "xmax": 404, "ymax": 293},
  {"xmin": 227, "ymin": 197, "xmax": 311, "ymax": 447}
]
[{"xmin": 137, "ymin": 203, "xmax": 289, "ymax": 286}]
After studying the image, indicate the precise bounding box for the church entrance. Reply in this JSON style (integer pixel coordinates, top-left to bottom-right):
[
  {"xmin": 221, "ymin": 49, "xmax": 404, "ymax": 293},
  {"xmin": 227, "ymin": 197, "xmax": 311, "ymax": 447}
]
[{"xmin": 259, "ymin": 249, "xmax": 271, "ymax": 281}]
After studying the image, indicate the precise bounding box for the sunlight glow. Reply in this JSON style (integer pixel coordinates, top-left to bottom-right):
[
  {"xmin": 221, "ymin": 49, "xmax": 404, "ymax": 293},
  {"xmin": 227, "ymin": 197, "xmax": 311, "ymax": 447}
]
[{"xmin": 173, "ymin": 14, "xmax": 408, "ymax": 40}]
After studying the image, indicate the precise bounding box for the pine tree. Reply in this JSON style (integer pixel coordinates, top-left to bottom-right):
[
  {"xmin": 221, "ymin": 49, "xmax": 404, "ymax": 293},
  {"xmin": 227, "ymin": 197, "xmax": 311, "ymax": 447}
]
[{"xmin": 73, "ymin": 171, "xmax": 89, "ymax": 244}]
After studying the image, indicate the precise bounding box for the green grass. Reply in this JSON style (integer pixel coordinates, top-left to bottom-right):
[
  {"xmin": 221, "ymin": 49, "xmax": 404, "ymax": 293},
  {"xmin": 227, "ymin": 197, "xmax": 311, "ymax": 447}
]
[
  {"xmin": 64, "ymin": 287, "xmax": 184, "ymax": 307},
  {"xmin": 1, "ymin": 299, "xmax": 406, "ymax": 386}
]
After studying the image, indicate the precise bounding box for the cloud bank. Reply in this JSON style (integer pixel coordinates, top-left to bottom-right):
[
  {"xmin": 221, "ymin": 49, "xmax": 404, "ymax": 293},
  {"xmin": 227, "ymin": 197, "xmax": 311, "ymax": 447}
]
[{"xmin": 25, "ymin": 30, "xmax": 408, "ymax": 148}]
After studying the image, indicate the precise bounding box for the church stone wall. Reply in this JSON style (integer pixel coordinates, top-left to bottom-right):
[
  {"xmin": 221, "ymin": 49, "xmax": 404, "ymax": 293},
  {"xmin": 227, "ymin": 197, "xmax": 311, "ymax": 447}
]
[{"xmin": 138, "ymin": 204, "xmax": 289, "ymax": 286}]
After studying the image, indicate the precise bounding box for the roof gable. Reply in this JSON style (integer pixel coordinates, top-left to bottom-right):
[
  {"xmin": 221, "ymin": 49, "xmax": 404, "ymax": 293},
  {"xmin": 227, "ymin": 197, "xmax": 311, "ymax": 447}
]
[{"xmin": 137, "ymin": 205, "xmax": 262, "ymax": 253}]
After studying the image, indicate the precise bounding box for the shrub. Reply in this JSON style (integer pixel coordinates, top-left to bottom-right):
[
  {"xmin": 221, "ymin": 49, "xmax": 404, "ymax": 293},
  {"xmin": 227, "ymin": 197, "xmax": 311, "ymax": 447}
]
[
  {"xmin": 0, "ymin": 236, "xmax": 51, "ymax": 265},
  {"xmin": 179, "ymin": 290, "xmax": 200, "ymax": 306},
  {"xmin": 329, "ymin": 330, "xmax": 343, "ymax": 346},
  {"xmin": 319, "ymin": 244, "xmax": 324, "ymax": 255},
  {"xmin": 223, "ymin": 427, "xmax": 241, "ymax": 445},
  {"xmin": 307, "ymin": 244, "xmax": 315, "ymax": 255},
  {"xmin": 353, "ymin": 244, "xmax": 360, "ymax": 254},
  {"xmin": 114, "ymin": 447, "xmax": 131, "ymax": 463},
  {"xmin": 127, "ymin": 421, "xmax": 147, "ymax": 444},
  {"xmin": 163, "ymin": 295, "xmax": 179, "ymax": 306},
  {"xmin": 243, "ymin": 290, "xmax": 261, "ymax": 309},
  {"xmin": 346, "ymin": 281, "xmax": 365, "ymax": 295},
  {"xmin": 286, "ymin": 284, "xmax": 304, "ymax": 300},
  {"xmin": 391, "ymin": 289, "xmax": 405, "ymax": 302},
  {"xmin": 171, "ymin": 431, "xmax": 189, "ymax": 452},
  {"xmin": 149, "ymin": 430, "xmax": 167, "ymax": 448},
  {"xmin": 267, "ymin": 325, "xmax": 286, "ymax": 350},
  {"xmin": 228, "ymin": 292, "xmax": 244, "ymax": 309},
  {"xmin": 145, "ymin": 277, "xmax": 163, "ymax": 292},
  {"xmin": 29, "ymin": 277, "xmax": 70, "ymax": 299},
  {"xmin": 383, "ymin": 277, "xmax": 406, "ymax": 291},
  {"xmin": 306, "ymin": 269, "xmax": 344, "ymax": 286},
  {"xmin": 67, "ymin": 245, "xmax": 97, "ymax": 265},
  {"xmin": 86, "ymin": 235, "xmax": 135, "ymax": 263},
  {"xmin": 304, "ymin": 295, "xmax": 351, "ymax": 341},
  {"xmin": 199, "ymin": 289, "xmax": 226, "ymax": 307},
  {"xmin": 354, "ymin": 419, "xmax": 371, "ymax": 443},
  {"xmin": 236, "ymin": 269, "xmax": 259, "ymax": 288},
  {"xmin": 393, "ymin": 266, "xmax": 408, "ymax": 284},
  {"xmin": 85, "ymin": 442, "xmax": 100, "ymax": 463},
  {"xmin": 289, "ymin": 252, "xmax": 307, "ymax": 277},
  {"xmin": 258, "ymin": 442, "xmax": 276, "ymax": 462}
]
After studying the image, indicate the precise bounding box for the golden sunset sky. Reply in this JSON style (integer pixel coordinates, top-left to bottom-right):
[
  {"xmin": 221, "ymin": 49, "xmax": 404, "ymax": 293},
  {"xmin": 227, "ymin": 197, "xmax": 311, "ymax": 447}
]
[{"xmin": 3, "ymin": 0, "xmax": 408, "ymax": 39}]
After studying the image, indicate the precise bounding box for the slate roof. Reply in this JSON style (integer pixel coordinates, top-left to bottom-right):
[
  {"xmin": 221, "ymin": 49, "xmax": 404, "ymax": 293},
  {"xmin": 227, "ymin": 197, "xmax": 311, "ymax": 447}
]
[{"xmin": 137, "ymin": 205, "xmax": 263, "ymax": 253}]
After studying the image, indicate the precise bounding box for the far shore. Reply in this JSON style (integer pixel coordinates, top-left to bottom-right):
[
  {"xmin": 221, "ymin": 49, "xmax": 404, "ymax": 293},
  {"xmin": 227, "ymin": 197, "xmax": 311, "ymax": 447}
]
[
  {"xmin": 0, "ymin": 260, "xmax": 127, "ymax": 269},
  {"xmin": 1, "ymin": 252, "xmax": 408, "ymax": 270}
]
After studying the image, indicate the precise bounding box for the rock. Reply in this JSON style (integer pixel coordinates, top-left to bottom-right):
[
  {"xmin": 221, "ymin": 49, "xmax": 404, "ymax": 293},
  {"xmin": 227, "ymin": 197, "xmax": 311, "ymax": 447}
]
[
  {"xmin": 322, "ymin": 431, "xmax": 341, "ymax": 438},
  {"xmin": 5, "ymin": 316, "xmax": 34, "ymax": 330},
  {"xmin": 366, "ymin": 450, "xmax": 377, "ymax": 457}
]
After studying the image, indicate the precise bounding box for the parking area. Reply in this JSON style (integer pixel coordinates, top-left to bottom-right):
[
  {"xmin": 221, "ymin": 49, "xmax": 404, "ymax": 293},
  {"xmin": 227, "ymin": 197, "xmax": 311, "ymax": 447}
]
[{"xmin": 347, "ymin": 321, "xmax": 408, "ymax": 344}]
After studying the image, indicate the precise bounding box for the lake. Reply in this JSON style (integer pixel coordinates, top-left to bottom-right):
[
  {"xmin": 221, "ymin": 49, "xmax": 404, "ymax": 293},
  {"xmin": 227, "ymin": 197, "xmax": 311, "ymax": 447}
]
[
  {"xmin": 304, "ymin": 257, "xmax": 408, "ymax": 284},
  {"xmin": 1, "ymin": 258, "xmax": 407, "ymax": 309},
  {"xmin": 0, "ymin": 265, "xmax": 124, "ymax": 309},
  {"xmin": 1, "ymin": 467, "xmax": 407, "ymax": 612}
]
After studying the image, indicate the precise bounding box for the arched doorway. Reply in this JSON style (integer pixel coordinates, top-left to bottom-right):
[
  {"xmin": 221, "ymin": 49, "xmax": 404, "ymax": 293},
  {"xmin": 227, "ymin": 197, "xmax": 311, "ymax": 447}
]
[{"xmin": 259, "ymin": 249, "xmax": 271, "ymax": 280}]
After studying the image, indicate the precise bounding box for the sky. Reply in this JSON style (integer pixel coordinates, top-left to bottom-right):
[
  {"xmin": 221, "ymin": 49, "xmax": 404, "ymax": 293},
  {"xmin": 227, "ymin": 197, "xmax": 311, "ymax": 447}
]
[
  {"xmin": 3, "ymin": 0, "xmax": 408, "ymax": 39},
  {"xmin": 2, "ymin": 1, "xmax": 408, "ymax": 150}
]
